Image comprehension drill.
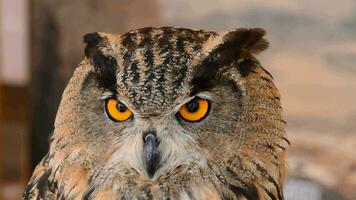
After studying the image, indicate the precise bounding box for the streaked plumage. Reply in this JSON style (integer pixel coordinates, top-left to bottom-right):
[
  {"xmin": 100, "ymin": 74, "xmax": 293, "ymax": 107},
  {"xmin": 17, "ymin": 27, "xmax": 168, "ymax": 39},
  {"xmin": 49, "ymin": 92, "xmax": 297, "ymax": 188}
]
[{"xmin": 24, "ymin": 27, "xmax": 288, "ymax": 200}]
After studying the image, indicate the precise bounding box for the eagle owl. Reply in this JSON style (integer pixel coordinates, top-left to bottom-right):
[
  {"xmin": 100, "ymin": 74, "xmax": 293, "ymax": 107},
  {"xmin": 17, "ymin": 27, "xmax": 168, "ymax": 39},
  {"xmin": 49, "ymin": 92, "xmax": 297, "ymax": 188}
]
[{"xmin": 24, "ymin": 27, "xmax": 288, "ymax": 200}]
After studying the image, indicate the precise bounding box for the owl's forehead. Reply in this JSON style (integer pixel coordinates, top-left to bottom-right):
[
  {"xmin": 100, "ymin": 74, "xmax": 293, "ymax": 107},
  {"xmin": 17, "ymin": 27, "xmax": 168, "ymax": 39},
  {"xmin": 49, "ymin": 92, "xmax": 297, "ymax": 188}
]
[{"xmin": 113, "ymin": 27, "xmax": 217, "ymax": 114}]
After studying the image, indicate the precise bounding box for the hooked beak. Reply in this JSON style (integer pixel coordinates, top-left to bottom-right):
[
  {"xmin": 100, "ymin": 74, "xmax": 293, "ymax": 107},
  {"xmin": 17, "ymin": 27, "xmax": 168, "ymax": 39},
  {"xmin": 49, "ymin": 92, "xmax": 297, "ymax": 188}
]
[{"xmin": 142, "ymin": 132, "xmax": 160, "ymax": 178}]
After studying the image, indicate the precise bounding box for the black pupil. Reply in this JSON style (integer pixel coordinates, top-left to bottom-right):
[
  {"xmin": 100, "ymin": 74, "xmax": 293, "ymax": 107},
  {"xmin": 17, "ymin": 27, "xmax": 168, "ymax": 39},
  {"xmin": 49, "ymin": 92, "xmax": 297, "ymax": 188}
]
[
  {"xmin": 186, "ymin": 99, "xmax": 199, "ymax": 112},
  {"xmin": 117, "ymin": 102, "xmax": 127, "ymax": 112}
]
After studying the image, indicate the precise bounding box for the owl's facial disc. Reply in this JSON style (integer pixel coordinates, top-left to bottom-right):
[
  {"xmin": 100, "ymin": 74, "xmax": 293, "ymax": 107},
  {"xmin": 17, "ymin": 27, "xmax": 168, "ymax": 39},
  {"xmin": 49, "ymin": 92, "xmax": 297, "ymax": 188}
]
[{"xmin": 142, "ymin": 131, "xmax": 160, "ymax": 178}]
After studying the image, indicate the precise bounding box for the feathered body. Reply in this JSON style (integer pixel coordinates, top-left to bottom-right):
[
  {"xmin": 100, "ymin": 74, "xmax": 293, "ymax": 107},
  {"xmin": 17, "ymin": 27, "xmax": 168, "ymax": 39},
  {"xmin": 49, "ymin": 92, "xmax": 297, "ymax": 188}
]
[{"xmin": 24, "ymin": 27, "xmax": 288, "ymax": 200}]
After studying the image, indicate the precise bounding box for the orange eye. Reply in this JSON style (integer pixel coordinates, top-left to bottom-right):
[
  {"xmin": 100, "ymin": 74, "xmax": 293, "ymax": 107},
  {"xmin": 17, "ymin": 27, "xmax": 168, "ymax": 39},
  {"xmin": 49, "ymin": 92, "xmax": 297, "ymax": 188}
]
[
  {"xmin": 105, "ymin": 98, "xmax": 133, "ymax": 122},
  {"xmin": 178, "ymin": 98, "xmax": 210, "ymax": 122}
]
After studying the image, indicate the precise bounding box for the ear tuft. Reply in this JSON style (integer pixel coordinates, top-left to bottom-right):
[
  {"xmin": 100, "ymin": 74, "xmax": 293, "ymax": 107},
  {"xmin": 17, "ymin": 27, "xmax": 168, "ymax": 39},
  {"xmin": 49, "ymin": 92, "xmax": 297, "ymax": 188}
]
[
  {"xmin": 83, "ymin": 32, "xmax": 102, "ymax": 57},
  {"xmin": 190, "ymin": 28, "xmax": 269, "ymax": 93},
  {"xmin": 223, "ymin": 28, "xmax": 269, "ymax": 55},
  {"xmin": 83, "ymin": 32, "xmax": 117, "ymax": 89},
  {"xmin": 242, "ymin": 28, "xmax": 269, "ymax": 54},
  {"xmin": 200, "ymin": 28, "xmax": 269, "ymax": 69}
]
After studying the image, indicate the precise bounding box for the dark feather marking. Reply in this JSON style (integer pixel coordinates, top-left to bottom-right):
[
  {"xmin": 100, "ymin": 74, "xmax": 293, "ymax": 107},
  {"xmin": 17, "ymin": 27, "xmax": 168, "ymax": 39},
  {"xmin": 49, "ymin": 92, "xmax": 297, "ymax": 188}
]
[
  {"xmin": 227, "ymin": 184, "xmax": 259, "ymax": 200},
  {"xmin": 208, "ymin": 161, "xmax": 228, "ymax": 184},
  {"xmin": 270, "ymin": 96, "xmax": 280, "ymax": 101},
  {"xmin": 83, "ymin": 32, "xmax": 102, "ymax": 57},
  {"xmin": 23, "ymin": 179, "xmax": 36, "ymax": 200},
  {"xmin": 130, "ymin": 60, "xmax": 140, "ymax": 84},
  {"xmin": 260, "ymin": 66, "xmax": 274, "ymax": 79},
  {"xmin": 275, "ymin": 144, "xmax": 286, "ymax": 151},
  {"xmin": 190, "ymin": 51, "xmax": 221, "ymax": 93},
  {"xmin": 157, "ymin": 36, "xmax": 174, "ymax": 98},
  {"xmin": 261, "ymin": 76, "xmax": 274, "ymax": 84},
  {"xmin": 91, "ymin": 53, "xmax": 118, "ymax": 89},
  {"xmin": 172, "ymin": 64, "xmax": 188, "ymax": 92},
  {"xmin": 137, "ymin": 27, "xmax": 155, "ymax": 34},
  {"xmin": 265, "ymin": 190, "xmax": 278, "ymax": 200},
  {"xmin": 138, "ymin": 29, "xmax": 153, "ymax": 48},
  {"xmin": 172, "ymin": 35, "xmax": 190, "ymax": 92},
  {"xmin": 158, "ymin": 28, "xmax": 175, "ymax": 48},
  {"xmin": 282, "ymin": 137, "xmax": 291, "ymax": 145},
  {"xmin": 225, "ymin": 167, "xmax": 259, "ymax": 200},
  {"xmin": 83, "ymin": 32, "xmax": 118, "ymax": 89},
  {"xmin": 237, "ymin": 59, "xmax": 256, "ymax": 77},
  {"xmin": 83, "ymin": 187, "xmax": 95, "ymax": 200},
  {"xmin": 88, "ymin": 172, "xmax": 100, "ymax": 185},
  {"xmin": 144, "ymin": 49, "xmax": 155, "ymax": 71},
  {"xmin": 250, "ymin": 160, "xmax": 283, "ymax": 200},
  {"xmin": 176, "ymin": 36, "xmax": 185, "ymax": 53},
  {"xmin": 155, "ymin": 66, "xmax": 166, "ymax": 96},
  {"xmin": 36, "ymin": 169, "xmax": 54, "ymax": 198},
  {"xmin": 158, "ymin": 34, "xmax": 171, "ymax": 47},
  {"xmin": 174, "ymin": 33, "xmax": 204, "ymax": 93},
  {"xmin": 141, "ymin": 50, "xmax": 155, "ymax": 99},
  {"xmin": 121, "ymin": 32, "xmax": 137, "ymax": 51},
  {"xmin": 161, "ymin": 26, "xmax": 177, "ymax": 34}
]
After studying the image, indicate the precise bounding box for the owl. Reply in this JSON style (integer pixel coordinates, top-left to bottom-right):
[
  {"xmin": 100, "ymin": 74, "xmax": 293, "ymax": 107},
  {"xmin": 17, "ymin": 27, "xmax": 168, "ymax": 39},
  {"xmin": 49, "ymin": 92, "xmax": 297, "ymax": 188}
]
[{"xmin": 23, "ymin": 27, "xmax": 289, "ymax": 200}]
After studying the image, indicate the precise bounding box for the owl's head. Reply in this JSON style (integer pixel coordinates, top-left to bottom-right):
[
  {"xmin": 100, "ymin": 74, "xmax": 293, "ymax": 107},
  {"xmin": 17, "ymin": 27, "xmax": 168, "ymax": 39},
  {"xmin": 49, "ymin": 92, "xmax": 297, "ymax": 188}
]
[{"xmin": 52, "ymin": 27, "xmax": 288, "ymax": 198}]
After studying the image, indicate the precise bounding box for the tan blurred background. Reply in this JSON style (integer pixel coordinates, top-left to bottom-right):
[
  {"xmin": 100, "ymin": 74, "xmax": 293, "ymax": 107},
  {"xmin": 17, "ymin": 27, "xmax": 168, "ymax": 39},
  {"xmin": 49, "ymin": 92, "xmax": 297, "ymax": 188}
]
[{"xmin": 0, "ymin": 0, "xmax": 355, "ymax": 199}]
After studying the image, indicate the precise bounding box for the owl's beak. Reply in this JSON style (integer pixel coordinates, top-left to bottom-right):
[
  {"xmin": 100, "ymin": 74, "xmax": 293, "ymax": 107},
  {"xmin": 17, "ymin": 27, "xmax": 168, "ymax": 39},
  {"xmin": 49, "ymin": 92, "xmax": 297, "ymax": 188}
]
[{"xmin": 142, "ymin": 132, "xmax": 160, "ymax": 178}]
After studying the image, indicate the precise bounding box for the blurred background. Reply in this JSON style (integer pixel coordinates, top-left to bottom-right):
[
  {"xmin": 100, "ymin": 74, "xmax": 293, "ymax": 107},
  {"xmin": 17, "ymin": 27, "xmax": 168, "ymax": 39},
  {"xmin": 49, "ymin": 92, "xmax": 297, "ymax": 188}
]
[{"xmin": 0, "ymin": 0, "xmax": 355, "ymax": 199}]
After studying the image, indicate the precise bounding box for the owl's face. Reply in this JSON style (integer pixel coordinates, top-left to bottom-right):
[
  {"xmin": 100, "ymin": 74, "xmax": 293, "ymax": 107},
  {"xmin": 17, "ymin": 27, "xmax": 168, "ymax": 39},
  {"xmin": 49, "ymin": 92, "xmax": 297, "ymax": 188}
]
[{"xmin": 48, "ymin": 27, "xmax": 287, "ymax": 199}]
